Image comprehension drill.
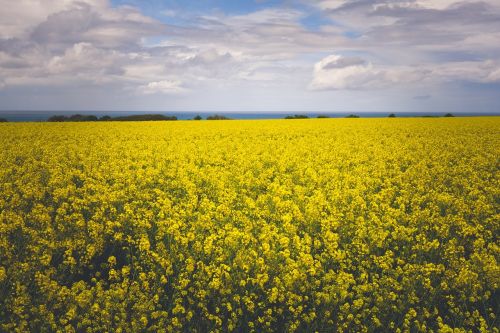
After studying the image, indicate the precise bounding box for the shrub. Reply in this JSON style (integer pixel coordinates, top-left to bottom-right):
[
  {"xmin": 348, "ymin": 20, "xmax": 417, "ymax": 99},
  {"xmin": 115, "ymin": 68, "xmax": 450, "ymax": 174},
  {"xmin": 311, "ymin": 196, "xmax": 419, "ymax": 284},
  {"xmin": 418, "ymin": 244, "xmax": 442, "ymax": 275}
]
[
  {"xmin": 48, "ymin": 114, "xmax": 99, "ymax": 122},
  {"xmin": 207, "ymin": 114, "xmax": 231, "ymax": 120},
  {"xmin": 111, "ymin": 114, "xmax": 177, "ymax": 121}
]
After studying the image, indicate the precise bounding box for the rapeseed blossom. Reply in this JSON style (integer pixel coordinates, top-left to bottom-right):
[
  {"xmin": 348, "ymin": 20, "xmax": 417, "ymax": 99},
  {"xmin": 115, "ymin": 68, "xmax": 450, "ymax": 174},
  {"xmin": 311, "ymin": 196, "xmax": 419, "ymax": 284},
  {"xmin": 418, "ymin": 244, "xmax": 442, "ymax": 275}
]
[{"xmin": 0, "ymin": 118, "xmax": 498, "ymax": 332}]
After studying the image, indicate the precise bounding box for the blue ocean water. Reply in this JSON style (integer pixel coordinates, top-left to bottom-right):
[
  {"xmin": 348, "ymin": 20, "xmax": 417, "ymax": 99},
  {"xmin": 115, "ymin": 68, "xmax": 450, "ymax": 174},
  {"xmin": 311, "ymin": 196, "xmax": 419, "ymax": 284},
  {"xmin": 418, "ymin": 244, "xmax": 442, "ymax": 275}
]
[{"xmin": 0, "ymin": 111, "xmax": 498, "ymax": 122}]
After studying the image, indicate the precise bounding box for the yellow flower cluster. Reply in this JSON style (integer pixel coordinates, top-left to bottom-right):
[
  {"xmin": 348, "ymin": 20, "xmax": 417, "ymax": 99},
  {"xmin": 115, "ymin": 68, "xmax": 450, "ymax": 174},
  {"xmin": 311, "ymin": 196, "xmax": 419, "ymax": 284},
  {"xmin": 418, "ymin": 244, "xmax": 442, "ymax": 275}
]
[{"xmin": 0, "ymin": 118, "xmax": 498, "ymax": 332}]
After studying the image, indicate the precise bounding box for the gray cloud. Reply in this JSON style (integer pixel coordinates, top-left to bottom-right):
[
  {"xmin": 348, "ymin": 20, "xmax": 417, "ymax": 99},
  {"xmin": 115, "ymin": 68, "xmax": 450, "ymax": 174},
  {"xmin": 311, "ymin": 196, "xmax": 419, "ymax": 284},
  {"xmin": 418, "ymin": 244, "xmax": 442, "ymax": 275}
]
[
  {"xmin": 366, "ymin": 2, "xmax": 500, "ymax": 48},
  {"xmin": 322, "ymin": 56, "xmax": 366, "ymax": 69},
  {"xmin": 30, "ymin": 2, "xmax": 165, "ymax": 51},
  {"xmin": 313, "ymin": 0, "xmax": 500, "ymax": 53},
  {"xmin": 310, "ymin": 53, "xmax": 500, "ymax": 91},
  {"xmin": 413, "ymin": 94, "xmax": 431, "ymax": 100}
]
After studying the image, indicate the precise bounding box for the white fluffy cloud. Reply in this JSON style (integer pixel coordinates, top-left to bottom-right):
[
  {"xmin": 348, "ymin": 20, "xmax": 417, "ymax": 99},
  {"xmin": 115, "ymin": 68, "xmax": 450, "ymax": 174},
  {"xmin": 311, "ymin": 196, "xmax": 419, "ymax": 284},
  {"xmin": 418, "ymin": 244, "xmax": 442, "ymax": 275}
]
[
  {"xmin": 138, "ymin": 80, "xmax": 185, "ymax": 94},
  {"xmin": 0, "ymin": 0, "xmax": 117, "ymax": 39},
  {"xmin": 310, "ymin": 54, "xmax": 428, "ymax": 90},
  {"xmin": 310, "ymin": 55, "xmax": 383, "ymax": 90},
  {"xmin": 310, "ymin": 54, "xmax": 500, "ymax": 90}
]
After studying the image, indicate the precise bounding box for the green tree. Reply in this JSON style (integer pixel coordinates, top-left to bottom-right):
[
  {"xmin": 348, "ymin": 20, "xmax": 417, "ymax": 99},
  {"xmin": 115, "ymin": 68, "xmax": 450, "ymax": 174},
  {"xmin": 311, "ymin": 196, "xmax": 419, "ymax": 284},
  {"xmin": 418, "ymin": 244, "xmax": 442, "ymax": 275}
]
[{"xmin": 207, "ymin": 114, "xmax": 231, "ymax": 120}]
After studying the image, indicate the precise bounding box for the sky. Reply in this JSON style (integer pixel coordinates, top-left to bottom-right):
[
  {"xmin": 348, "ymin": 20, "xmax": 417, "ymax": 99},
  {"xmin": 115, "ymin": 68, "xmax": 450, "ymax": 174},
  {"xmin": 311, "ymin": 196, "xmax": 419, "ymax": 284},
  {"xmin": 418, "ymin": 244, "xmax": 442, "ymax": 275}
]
[{"xmin": 0, "ymin": 0, "xmax": 499, "ymax": 113}]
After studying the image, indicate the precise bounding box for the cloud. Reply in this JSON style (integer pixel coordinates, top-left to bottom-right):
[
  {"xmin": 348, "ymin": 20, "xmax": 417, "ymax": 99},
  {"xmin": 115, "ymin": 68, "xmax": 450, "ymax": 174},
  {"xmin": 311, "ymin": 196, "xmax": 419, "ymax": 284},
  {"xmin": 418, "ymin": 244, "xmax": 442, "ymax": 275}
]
[
  {"xmin": 413, "ymin": 94, "xmax": 431, "ymax": 100},
  {"xmin": 30, "ymin": 1, "xmax": 163, "ymax": 50},
  {"xmin": 310, "ymin": 54, "xmax": 500, "ymax": 90},
  {"xmin": 138, "ymin": 80, "xmax": 186, "ymax": 94},
  {"xmin": 0, "ymin": 1, "xmax": 239, "ymax": 94},
  {"xmin": 322, "ymin": 56, "xmax": 366, "ymax": 69},
  {"xmin": 0, "ymin": 0, "xmax": 168, "ymax": 89},
  {"xmin": 309, "ymin": 54, "xmax": 427, "ymax": 90},
  {"xmin": 310, "ymin": 55, "xmax": 383, "ymax": 90},
  {"xmin": 0, "ymin": 2, "xmax": 323, "ymax": 96},
  {"xmin": 309, "ymin": 0, "xmax": 500, "ymax": 52},
  {"xmin": 0, "ymin": 0, "xmax": 108, "ymax": 39},
  {"xmin": 486, "ymin": 68, "xmax": 500, "ymax": 82},
  {"xmin": 47, "ymin": 42, "xmax": 124, "ymax": 76}
]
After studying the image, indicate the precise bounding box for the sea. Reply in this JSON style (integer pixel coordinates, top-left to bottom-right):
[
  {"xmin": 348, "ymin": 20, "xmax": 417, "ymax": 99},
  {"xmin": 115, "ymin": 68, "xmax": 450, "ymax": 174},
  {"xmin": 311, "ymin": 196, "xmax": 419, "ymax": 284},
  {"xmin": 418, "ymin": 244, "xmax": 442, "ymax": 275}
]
[{"xmin": 0, "ymin": 111, "xmax": 498, "ymax": 122}]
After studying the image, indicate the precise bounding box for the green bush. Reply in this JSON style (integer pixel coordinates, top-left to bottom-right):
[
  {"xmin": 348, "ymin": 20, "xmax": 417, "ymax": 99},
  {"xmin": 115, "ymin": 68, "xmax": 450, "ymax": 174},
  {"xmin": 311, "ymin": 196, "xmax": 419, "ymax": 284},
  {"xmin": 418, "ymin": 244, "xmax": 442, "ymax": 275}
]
[{"xmin": 207, "ymin": 114, "xmax": 231, "ymax": 120}]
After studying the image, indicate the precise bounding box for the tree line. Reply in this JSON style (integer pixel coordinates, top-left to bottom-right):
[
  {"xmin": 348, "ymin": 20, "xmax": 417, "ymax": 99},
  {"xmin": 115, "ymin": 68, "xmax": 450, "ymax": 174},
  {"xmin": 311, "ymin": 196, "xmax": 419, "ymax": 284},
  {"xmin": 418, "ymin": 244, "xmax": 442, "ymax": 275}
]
[
  {"xmin": 1, "ymin": 113, "xmax": 457, "ymax": 123},
  {"xmin": 284, "ymin": 113, "xmax": 455, "ymax": 119},
  {"xmin": 47, "ymin": 114, "xmax": 235, "ymax": 122},
  {"xmin": 47, "ymin": 114, "xmax": 178, "ymax": 122}
]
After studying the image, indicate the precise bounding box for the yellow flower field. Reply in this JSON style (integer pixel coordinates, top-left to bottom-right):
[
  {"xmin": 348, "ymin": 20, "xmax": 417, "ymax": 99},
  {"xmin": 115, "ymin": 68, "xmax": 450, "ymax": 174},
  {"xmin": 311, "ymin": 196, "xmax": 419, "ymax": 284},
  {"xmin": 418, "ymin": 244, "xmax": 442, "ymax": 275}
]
[{"xmin": 0, "ymin": 118, "xmax": 498, "ymax": 332}]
